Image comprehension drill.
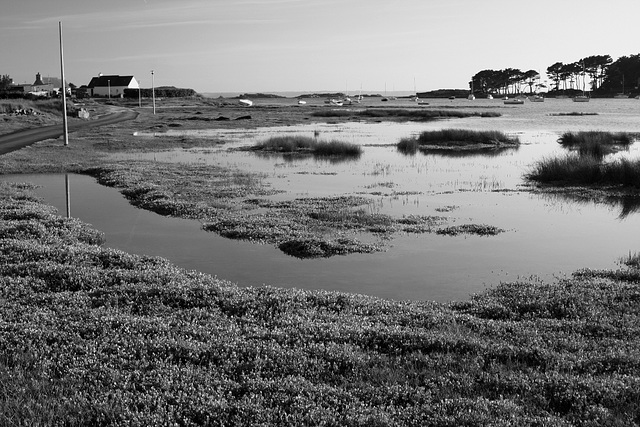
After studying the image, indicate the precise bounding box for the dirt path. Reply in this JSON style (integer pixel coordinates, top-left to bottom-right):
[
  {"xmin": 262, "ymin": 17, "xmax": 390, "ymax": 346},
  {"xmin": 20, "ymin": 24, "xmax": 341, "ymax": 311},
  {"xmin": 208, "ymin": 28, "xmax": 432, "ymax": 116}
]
[{"xmin": 0, "ymin": 109, "xmax": 138, "ymax": 155}]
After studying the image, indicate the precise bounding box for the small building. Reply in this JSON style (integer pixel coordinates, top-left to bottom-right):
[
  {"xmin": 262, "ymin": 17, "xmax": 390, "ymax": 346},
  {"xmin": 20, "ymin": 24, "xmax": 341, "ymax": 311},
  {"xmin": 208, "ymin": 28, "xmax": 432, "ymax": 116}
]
[
  {"xmin": 29, "ymin": 72, "xmax": 54, "ymax": 96},
  {"xmin": 87, "ymin": 74, "xmax": 139, "ymax": 97}
]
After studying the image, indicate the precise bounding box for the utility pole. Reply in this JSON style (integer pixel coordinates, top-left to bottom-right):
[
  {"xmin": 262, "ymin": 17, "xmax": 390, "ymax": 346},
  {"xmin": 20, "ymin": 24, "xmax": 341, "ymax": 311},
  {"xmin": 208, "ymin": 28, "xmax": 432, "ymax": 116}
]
[
  {"xmin": 151, "ymin": 70, "xmax": 156, "ymax": 114},
  {"xmin": 58, "ymin": 22, "xmax": 69, "ymax": 146}
]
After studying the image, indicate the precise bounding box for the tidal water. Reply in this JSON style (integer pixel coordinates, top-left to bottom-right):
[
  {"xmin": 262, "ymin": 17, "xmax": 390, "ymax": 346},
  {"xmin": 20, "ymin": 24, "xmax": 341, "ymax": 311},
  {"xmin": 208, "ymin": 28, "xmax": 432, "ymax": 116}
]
[{"xmin": 4, "ymin": 97, "xmax": 640, "ymax": 302}]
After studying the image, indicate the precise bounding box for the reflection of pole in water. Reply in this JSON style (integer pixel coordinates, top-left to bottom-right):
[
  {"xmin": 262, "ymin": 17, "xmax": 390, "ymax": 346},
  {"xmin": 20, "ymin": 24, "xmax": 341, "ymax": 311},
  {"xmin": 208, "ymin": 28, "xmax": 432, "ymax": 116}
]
[{"xmin": 65, "ymin": 174, "xmax": 70, "ymax": 218}]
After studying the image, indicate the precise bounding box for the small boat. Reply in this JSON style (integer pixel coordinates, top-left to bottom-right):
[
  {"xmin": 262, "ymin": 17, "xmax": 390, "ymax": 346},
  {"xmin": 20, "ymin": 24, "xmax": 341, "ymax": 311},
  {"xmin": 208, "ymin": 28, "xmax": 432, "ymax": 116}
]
[
  {"xmin": 530, "ymin": 94, "xmax": 544, "ymax": 102},
  {"xmin": 486, "ymin": 94, "xmax": 493, "ymax": 100},
  {"xmin": 573, "ymin": 95, "xmax": 590, "ymax": 103},
  {"xmin": 573, "ymin": 61, "xmax": 590, "ymax": 102},
  {"xmin": 297, "ymin": 100, "xmax": 307, "ymax": 105},
  {"xmin": 448, "ymin": 96, "xmax": 455, "ymax": 100},
  {"xmin": 329, "ymin": 99, "xmax": 343, "ymax": 106},
  {"xmin": 614, "ymin": 93, "xmax": 629, "ymax": 99},
  {"xmin": 504, "ymin": 98, "xmax": 524, "ymax": 105},
  {"xmin": 238, "ymin": 99, "xmax": 253, "ymax": 107},
  {"xmin": 467, "ymin": 94, "xmax": 475, "ymax": 100}
]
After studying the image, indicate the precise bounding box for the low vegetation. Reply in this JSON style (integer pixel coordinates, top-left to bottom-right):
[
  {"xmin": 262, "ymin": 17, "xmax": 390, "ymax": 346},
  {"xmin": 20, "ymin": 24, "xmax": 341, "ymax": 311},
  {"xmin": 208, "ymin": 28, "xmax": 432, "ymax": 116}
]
[
  {"xmin": 557, "ymin": 131, "xmax": 634, "ymax": 158},
  {"xmin": 526, "ymin": 132, "xmax": 640, "ymax": 188},
  {"xmin": 313, "ymin": 108, "xmax": 501, "ymax": 121},
  {"xmin": 398, "ymin": 129, "xmax": 520, "ymax": 154},
  {"xmin": 1, "ymin": 181, "xmax": 639, "ymax": 425},
  {"xmin": 549, "ymin": 112, "xmax": 598, "ymax": 116},
  {"xmin": 526, "ymin": 155, "xmax": 640, "ymax": 187},
  {"xmin": 249, "ymin": 135, "xmax": 362, "ymax": 158}
]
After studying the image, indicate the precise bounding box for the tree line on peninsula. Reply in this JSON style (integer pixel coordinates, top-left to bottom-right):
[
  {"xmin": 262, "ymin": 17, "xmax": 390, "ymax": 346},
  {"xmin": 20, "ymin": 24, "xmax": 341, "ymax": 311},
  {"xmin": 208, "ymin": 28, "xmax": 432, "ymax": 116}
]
[{"xmin": 471, "ymin": 53, "xmax": 640, "ymax": 97}]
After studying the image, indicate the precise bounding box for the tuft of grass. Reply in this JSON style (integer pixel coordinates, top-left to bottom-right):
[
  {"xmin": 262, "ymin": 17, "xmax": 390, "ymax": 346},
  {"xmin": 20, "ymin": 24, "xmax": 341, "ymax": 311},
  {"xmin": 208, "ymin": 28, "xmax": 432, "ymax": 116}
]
[
  {"xmin": 619, "ymin": 251, "xmax": 640, "ymax": 269},
  {"xmin": 558, "ymin": 131, "xmax": 634, "ymax": 159},
  {"xmin": 398, "ymin": 129, "xmax": 518, "ymax": 154},
  {"xmin": 526, "ymin": 154, "xmax": 640, "ymax": 187},
  {"xmin": 251, "ymin": 135, "xmax": 362, "ymax": 158}
]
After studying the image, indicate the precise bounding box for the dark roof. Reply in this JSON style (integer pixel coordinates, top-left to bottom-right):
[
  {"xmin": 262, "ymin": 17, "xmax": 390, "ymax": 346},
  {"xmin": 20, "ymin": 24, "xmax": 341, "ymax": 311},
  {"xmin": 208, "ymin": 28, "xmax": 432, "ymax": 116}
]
[{"xmin": 87, "ymin": 75, "xmax": 135, "ymax": 88}]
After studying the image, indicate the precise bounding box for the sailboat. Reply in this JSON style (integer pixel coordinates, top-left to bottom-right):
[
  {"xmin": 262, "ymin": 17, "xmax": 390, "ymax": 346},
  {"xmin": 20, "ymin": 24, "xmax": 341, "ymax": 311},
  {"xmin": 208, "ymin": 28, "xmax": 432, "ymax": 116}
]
[
  {"xmin": 573, "ymin": 62, "xmax": 590, "ymax": 102},
  {"xmin": 614, "ymin": 75, "xmax": 629, "ymax": 98}
]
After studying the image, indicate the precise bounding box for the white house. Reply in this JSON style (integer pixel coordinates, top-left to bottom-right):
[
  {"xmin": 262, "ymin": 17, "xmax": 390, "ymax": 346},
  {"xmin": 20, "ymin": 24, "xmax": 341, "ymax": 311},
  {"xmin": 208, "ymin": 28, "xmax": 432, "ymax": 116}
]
[{"xmin": 87, "ymin": 74, "xmax": 139, "ymax": 97}]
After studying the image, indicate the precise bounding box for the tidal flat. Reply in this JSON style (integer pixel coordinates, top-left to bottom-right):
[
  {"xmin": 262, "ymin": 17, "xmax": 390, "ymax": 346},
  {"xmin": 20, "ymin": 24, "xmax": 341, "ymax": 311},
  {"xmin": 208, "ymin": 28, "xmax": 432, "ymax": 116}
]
[{"xmin": 1, "ymin": 97, "xmax": 640, "ymax": 424}]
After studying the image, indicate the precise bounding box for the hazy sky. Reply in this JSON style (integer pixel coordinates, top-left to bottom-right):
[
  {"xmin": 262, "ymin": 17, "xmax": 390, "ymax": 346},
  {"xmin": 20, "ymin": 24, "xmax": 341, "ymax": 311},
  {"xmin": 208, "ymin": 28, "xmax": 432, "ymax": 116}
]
[{"xmin": 2, "ymin": 0, "xmax": 639, "ymax": 94}]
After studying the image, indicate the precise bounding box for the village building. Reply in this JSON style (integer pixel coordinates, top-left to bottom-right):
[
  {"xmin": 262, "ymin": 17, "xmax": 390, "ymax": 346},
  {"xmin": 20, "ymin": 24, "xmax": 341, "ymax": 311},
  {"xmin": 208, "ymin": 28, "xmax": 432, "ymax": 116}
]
[
  {"xmin": 87, "ymin": 74, "xmax": 139, "ymax": 97},
  {"xmin": 6, "ymin": 73, "xmax": 57, "ymax": 97}
]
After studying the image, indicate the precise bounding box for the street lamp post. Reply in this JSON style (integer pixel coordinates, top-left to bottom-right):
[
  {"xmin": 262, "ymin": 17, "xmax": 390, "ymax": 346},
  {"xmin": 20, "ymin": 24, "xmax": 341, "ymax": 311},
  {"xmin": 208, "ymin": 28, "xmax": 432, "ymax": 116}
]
[{"xmin": 151, "ymin": 70, "xmax": 156, "ymax": 114}]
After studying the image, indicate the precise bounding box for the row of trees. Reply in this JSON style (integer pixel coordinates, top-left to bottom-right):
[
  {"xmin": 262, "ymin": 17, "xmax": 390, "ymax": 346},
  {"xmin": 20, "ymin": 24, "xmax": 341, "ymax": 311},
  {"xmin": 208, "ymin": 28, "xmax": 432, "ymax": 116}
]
[{"xmin": 471, "ymin": 54, "xmax": 640, "ymax": 96}]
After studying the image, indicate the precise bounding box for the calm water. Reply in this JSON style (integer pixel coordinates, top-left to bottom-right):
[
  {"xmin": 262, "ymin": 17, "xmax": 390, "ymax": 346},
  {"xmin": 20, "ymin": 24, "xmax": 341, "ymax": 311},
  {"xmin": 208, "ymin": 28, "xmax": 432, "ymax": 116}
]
[{"xmin": 4, "ymin": 97, "xmax": 640, "ymax": 302}]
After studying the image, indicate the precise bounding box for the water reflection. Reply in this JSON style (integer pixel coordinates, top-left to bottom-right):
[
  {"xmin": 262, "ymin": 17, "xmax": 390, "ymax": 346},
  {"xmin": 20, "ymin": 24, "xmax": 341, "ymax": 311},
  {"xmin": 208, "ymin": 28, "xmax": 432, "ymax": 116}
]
[
  {"xmin": 537, "ymin": 191, "xmax": 640, "ymax": 220},
  {"xmin": 397, "ymin": 146, "xmax": 520, "ymax": 157}
]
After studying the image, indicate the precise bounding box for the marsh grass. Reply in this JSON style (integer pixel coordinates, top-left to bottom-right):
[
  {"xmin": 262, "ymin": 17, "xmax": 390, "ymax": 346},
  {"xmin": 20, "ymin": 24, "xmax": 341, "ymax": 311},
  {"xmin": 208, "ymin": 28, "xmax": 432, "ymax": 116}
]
[
  {"xmin": 549, "ymin": 112, "xmax": 598, "ymax": 116},
  {"xmin": 557, "ymin": 131, "xmax": 634, "ymax": 159},
  {"xmin": 619, "ymin": 251, "xmax": 640, "ymax": 269},
  {"xmin": 251, "ymin": 135, "xmax": 362, "ymax": 158},
  {"xmin": 313, "ymin": 108, "xmax": 501, "ymax": 120},
  {"xmin": 526, "ymin": 154, "xmax": 640, "ymax": 187},
  {"xmin": 398, "ymin": 129, "xmax": 519, "ymax": 154},
  {"xmin": 2, "ymin": 182, "xmax": 640, "ymax": 425}
]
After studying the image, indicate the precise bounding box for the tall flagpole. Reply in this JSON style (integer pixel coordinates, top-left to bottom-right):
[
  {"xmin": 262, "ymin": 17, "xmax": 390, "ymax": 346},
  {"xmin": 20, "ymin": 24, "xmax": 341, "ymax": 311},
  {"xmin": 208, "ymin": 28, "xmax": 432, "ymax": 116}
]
[{"xmin": 59, "ymin": 22, "xmax": 69, "ymax": 146}]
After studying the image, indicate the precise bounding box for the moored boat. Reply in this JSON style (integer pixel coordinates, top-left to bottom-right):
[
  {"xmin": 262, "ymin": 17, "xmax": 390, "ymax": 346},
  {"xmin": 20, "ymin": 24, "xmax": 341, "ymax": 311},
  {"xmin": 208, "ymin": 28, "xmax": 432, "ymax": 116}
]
[{"xmin": 504, "ymin": 98, "xmax": 524, "ymax": 105}]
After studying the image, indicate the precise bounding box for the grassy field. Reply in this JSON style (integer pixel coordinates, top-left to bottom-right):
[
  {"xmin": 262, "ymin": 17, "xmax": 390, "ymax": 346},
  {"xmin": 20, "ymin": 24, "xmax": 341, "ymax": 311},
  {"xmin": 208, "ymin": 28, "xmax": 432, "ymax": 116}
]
[{"xmin": 1, "ymin": 100, "xmax": 640, "ymax": 425}]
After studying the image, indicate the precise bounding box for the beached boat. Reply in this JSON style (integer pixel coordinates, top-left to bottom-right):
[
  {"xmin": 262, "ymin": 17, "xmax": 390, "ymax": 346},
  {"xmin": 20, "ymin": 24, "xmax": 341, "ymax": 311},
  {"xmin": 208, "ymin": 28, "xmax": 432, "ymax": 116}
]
[
  {"xmin": 239, "ymin": 99, "xmax": 253, "ymax": 107},
  {"xmin": 530, "ymin": 94, "xmax": 544, "ymax": 102},
  {"xmin": 297, "ymin": 100, "xmax": 307, "ymax": 105},
  {"xmin": 486, "ymin": 94, "xmax": 493, "ymax": 100}
]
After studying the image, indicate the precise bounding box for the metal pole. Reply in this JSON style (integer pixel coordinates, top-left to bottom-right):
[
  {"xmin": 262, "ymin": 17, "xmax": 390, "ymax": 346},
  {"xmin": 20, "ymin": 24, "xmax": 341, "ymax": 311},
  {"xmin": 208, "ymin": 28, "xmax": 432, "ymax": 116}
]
[
  {"xmin": 108, "ymin": 80, "xmax": 111, "ymax": 99},
  {"xmin": 59, "ymin": 22, "xmax": 69, "ymax": 146},
  {"xmin": 65, "ymin": 174, "xmax": 71, "ymax": 218},
  {"xmin": 138, "ymin": 81, "xmax": 141, "ymax": 108},
  {"xmin": 151, "ymin": 70, "xmax": 156, "ymax": 114}
]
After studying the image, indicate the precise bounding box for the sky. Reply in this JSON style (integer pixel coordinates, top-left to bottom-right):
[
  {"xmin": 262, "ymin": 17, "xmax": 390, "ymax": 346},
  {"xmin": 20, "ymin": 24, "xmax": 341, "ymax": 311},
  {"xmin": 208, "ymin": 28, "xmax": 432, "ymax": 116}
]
[{"xmin": 2, "ymin": 0, "xmax": 640, "ymax": 95}]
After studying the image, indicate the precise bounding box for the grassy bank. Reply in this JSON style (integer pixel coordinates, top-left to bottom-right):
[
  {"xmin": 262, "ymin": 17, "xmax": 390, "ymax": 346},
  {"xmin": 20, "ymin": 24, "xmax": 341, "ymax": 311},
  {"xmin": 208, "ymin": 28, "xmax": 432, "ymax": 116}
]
[
  {"xmin": 1, "ymin": 182, "xmax": 639, "ymax": 426},
  {"xmin": 398, "ymin": 129, "xmax": 519, "ymax": 154}
]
